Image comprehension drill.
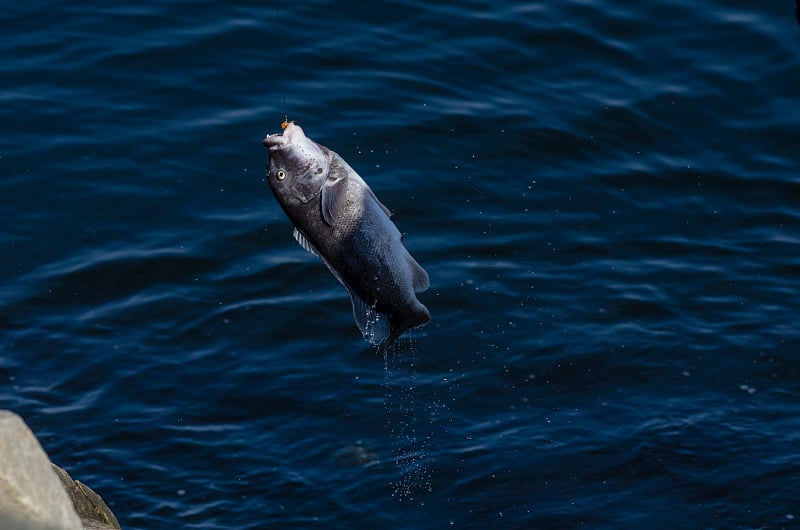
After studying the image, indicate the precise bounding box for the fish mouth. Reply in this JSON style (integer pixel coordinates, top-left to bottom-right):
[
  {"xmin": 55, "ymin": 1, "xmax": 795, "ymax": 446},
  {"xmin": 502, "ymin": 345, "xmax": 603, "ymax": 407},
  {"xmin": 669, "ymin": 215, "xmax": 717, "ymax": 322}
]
[
  {"xmin": 263, "ymin": 122, "xmax": 305, "ymax": 152},
  {"xmin": 263, "ymin": 122, "xmax": 330, "ymax": 179}
]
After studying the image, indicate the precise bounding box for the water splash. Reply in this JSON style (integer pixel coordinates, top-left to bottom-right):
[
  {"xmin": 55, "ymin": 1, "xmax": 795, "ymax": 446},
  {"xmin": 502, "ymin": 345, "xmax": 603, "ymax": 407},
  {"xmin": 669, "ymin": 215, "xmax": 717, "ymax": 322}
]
[{"xmin": 382, "ymin": 338, "xmax": 434, "ymax": 500}]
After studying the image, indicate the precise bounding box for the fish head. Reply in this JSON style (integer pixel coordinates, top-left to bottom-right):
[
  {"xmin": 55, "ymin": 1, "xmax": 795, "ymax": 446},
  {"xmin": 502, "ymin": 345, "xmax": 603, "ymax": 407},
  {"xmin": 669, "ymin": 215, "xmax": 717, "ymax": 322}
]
[{"xmin": 263, "ymin": 122, "xmax": 330, "ymax": 205}]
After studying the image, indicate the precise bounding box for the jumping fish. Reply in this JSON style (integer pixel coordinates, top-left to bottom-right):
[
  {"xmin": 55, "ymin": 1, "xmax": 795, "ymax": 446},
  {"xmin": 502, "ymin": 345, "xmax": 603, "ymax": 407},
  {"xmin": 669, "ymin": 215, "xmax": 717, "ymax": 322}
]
[{"xmin": 263, "ymin": 122, "xmax": 430, "ymax": 346}]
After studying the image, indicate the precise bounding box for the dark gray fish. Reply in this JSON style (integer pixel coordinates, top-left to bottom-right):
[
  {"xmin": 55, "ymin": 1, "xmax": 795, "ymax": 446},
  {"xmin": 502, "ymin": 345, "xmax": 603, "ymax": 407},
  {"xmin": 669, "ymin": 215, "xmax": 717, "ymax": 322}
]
[{"xmin": 263, "ymin": 122, "xmax": 430, "ymax": 346}]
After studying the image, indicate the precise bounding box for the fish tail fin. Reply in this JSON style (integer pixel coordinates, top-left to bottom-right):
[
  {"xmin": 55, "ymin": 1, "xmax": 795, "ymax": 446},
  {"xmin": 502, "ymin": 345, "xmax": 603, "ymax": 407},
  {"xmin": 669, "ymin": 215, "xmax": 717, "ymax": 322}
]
[
  {"xmin": 382, "ymin": 326, "xmax": 404, "ymax": 349},
  {"xmin": 382, "ymin": 303, "xmax": 431, "ymax": 348}
]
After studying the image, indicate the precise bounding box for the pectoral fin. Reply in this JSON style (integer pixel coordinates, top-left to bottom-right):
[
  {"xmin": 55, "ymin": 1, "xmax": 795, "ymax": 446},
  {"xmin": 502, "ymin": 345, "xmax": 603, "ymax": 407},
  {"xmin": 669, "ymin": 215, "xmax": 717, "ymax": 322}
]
[
  {"xmin": 321, "ymin": 174, "xmax": 346, "ymax": 226},
  {"xmin": 321, "ymin": 172, "xmax": 393, "ymax": 226}
]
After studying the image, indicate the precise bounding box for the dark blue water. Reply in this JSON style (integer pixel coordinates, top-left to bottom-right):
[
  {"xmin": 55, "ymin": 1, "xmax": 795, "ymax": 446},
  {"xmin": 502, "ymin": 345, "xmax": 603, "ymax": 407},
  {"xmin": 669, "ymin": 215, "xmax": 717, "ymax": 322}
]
[{"xmin": 2, "ymin": 1, "xmax": 799, "ymax": 528}]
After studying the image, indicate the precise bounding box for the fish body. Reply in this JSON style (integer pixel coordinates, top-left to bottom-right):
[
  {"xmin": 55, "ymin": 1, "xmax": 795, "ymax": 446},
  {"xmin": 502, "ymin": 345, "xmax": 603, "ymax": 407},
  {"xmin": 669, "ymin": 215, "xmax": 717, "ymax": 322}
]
[{"xmin": 263, "ymin": 123, "xmax": 430, "ymax": 346}]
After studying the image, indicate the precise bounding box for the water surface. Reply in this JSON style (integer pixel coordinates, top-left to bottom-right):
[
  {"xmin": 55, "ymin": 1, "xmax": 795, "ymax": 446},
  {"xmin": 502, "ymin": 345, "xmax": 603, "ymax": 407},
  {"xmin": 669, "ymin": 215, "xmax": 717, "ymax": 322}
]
[{"xmin": 2, "ymin": 1, "xmax": 799, "ymax": 528}]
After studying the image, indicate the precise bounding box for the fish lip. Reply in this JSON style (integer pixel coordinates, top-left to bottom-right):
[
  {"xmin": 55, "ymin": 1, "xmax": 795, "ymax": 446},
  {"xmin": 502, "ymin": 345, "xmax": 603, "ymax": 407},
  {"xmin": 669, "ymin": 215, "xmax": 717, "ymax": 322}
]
[
  {"xmin": 262, "ymin": 122, "xmax": 305, "ymax": 152},
  {"xmin": 263, "ymin": 133, "xmax": 286, "ymax": 151},
  {"xmin": 281, "ymin": 121, "xmax": 303, "ymax": 141}
]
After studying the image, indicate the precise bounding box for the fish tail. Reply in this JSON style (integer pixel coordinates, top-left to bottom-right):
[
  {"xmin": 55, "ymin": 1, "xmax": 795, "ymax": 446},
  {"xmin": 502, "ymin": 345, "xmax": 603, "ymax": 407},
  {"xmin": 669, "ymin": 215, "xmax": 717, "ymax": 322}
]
[
  {"xmin": 382, "ymin": 304, "xmax": 431, "ymax": 348},
  {"xmin": 382, "ymin": 326, "xmax": 404, "ymax": 349}
]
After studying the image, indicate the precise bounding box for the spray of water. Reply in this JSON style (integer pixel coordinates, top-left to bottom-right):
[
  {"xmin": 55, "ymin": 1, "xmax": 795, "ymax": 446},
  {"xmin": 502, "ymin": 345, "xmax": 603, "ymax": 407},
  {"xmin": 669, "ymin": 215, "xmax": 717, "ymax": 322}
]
[{"xmin": 381, "ymin": 337, "xmax": 438, "ymax": 501}]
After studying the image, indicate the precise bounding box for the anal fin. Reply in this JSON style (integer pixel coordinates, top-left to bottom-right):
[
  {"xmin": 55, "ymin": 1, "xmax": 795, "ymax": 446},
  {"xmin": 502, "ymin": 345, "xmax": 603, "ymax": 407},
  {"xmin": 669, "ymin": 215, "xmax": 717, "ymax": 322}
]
[{"xmin": 350, "ymin": 292, "xmax": 390, "ymax": 345}]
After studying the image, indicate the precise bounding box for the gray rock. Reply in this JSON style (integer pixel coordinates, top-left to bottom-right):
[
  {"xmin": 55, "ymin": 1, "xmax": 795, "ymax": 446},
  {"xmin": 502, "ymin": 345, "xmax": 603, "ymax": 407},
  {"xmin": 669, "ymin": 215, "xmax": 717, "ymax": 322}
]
[
  {"xmin": 52, "ymin": 464, "xmax": 120, "ymax": 530},
  {"xmin": 0, "ymin": 410, "xmax": 83, "ymax": 530}
]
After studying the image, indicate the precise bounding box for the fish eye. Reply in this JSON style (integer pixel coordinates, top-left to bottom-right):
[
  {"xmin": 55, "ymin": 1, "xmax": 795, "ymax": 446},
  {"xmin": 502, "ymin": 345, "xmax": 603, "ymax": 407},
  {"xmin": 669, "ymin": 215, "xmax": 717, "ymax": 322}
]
[{"xmin": 276, "ymin": 169, "xmax": 286, "ymax": 180}]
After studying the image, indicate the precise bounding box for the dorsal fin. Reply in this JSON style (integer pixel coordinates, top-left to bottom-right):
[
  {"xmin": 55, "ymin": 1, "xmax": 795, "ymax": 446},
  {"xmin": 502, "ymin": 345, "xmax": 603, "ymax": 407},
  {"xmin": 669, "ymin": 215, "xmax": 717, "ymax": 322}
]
[
  {"xmin": 364, "ymin": 183, "xmax": 392, "ymax": 218},
  {"xmin": 408, "ymin": 255, "xmax": 429, "ymax": 292}
]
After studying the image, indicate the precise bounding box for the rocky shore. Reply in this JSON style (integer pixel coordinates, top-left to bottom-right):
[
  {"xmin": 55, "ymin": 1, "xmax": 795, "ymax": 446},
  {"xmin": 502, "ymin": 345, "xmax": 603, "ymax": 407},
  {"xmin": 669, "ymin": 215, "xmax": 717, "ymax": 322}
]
[{"xmin": 0, "ymin": 410, "xmax": 121, "ymax": 530}]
